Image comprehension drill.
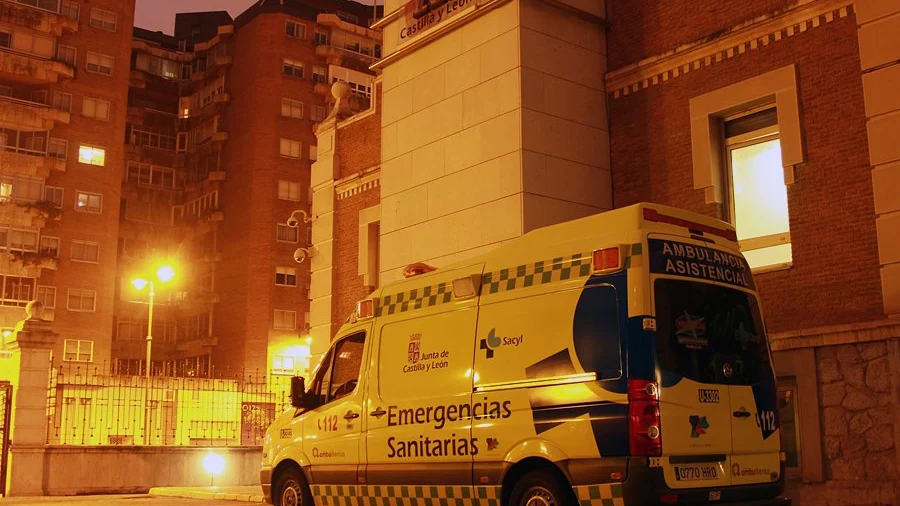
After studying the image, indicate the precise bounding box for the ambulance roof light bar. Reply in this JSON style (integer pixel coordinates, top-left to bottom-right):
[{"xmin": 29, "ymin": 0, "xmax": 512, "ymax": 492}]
[{"xmin": 643, "ymin": 208, "xmax": 738, "ymax": 242}]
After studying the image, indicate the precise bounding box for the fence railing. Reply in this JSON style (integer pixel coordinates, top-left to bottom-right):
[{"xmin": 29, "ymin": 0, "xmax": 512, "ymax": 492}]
[{"xmin": 46, "ymin": 365, "xmax": 294, "ymax": 446}]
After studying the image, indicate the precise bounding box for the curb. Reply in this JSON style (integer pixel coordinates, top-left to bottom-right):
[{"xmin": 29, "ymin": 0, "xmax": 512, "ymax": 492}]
[{"xmin": 148, "ymin": 487, "xmax": 265, "ymax": 503}]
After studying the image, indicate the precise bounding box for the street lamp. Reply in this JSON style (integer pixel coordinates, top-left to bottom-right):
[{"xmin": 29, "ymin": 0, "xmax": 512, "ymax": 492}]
[{"xmin": 132, "ymin": 265, "xmax": 176, "ymax": 379}]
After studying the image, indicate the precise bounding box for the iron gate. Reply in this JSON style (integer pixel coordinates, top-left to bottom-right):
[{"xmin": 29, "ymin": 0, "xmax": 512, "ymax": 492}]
[{"xmin": 0, "ymin": 381, "xmax": 11, "ymax": 497}]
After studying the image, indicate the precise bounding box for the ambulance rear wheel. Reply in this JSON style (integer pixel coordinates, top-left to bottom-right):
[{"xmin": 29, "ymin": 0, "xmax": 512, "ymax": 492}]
[
  {"xmin": 274, "ymin": 466, "xmax": 312, "ymax": 506},
  {"xmin": 508, "ymin": 470, "xmax": 575, "ymax": 506}
]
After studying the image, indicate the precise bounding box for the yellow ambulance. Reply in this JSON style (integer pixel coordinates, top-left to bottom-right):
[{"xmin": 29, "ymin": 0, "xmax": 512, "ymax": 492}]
[{"xmin": 261, "ymin": 202, "xmax": 791, "ymax": 506}]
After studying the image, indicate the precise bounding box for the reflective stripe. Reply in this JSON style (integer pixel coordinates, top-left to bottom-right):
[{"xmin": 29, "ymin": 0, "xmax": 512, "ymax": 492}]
[
  {"xmin": 311, "ymin": 485, "xmax": 502, "ymax": 506},
  {"xmin": 573, "ymin": 483, "xmax": 626, "ymax": 506}
]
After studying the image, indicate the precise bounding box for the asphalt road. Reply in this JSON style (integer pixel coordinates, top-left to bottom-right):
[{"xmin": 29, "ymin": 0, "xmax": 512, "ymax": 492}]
[{"xmin": 0, "ymin": 495, "xmax": 251, "ymax": 505}]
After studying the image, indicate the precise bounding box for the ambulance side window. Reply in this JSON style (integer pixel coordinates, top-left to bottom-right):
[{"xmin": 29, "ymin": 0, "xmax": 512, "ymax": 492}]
[
  {"xmin": 309, "ymin": 332, "xmax": 366, "ymax": 408},
  {"xmin": 573, "ymin": 284, "xmax": 623, "ymax": 379},
  {"xmin": 310, "ymin": 349, "xmax": 334, "ymax": 407}
]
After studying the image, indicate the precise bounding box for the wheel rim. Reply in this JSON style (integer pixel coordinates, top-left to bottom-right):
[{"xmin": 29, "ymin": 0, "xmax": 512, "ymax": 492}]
[
  {"xmin": 523, "ymin": 486, "xmax": 557, "ymax": 506},
  {"xmin": 280, "ymin": 479, "xmax": 301, "ymax": 506}
]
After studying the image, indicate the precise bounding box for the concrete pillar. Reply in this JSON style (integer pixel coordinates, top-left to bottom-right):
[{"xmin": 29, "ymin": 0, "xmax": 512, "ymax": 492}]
[{"xmin": 4, "ymin": 313, "xmax": 59, "ymax": 496}]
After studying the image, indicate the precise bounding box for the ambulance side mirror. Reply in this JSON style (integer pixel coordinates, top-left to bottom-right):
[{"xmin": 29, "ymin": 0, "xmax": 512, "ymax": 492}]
[{"xmin": 290, "ymin": 376, "xmax": 308, "ymax": 409}]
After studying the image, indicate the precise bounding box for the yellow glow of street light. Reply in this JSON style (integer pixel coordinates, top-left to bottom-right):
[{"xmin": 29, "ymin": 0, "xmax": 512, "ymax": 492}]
[
  {"xmin": 132, "ymin": 278, "xmax": 149, "ymax": 291},
  {"xmin": 156, "ymin": 265, "xmax": 175, "ymax": 283}
]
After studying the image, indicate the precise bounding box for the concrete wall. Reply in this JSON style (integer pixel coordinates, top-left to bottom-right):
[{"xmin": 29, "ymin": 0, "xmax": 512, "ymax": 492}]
[{"xmin": 40, "ymin": 446, "xmax": 262, "ymax": 495}]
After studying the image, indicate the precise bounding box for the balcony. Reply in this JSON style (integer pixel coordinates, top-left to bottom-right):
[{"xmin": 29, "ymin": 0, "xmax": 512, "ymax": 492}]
[
  {"xmin": 0, "ymin": 251, "xmax": 57, "ymax": 278},
  {"xmin": 0, "ymin": 50, "xmax": 74, "ymax": 84},
  {"xmin": 315, "ymin": 44, "xmax": 379, "ymax": 67},
  {"xmin": 0, "ymin": 1, "xmax": 78, "ymax": 36},
  {"xmin": 0, "ymin": 199, "xmax": 58, "ymax": 228},
  {"xmin": 214, "ymin": 54, "xmax": 232, "ymax": 67},
  {"xmin": 0, "ymin": 148, "xmax": 64, "ymax": 177},
  {"xmin": 0, "ymin": 95, "xmax": 70, "ymax": 131},
  {"xmin": 314, "ymin": 82, "xmax": 330, "ymax": 96}
]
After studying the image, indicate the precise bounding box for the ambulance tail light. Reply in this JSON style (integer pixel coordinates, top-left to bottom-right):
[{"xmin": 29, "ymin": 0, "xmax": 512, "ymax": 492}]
[
  {"xmin": 592, "ymin": 247, "xmax": 622, "ymax": 273},
  {"xmin": 628, "ymin": 378, "xmax": 662, "ymax": 457},
  {"xmin": 643, "ymin": 207, "xmax": 738, "ymax": 242}
]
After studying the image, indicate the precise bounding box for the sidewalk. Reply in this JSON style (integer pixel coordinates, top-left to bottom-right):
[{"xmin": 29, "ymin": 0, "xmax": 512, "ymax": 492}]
[{"xmin": 148, "ymin": 485, "xmax": 265, "ymax": 503}]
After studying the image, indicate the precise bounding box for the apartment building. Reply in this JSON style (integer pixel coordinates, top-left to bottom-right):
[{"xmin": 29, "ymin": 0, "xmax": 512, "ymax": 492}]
[
  {"xmin": 0, "ymin": 0, "xmax": 134, "ymax": 365},
  {"xmin": 114, "ymin": 0, "xmax": 381, "ymax": 377}
]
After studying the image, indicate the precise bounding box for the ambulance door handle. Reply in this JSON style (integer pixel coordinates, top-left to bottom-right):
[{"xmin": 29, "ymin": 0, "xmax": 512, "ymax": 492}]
[
  {"xmin": 733, "ymin": 410, "xmax": 751, "ymax": 418},
  {"xmin": 344, "ymin": 411, "xmax": 360, "ymax": 420},
  {"xmin": 370, "ymin": 408, "xmax": 386, "ymax": 418}
]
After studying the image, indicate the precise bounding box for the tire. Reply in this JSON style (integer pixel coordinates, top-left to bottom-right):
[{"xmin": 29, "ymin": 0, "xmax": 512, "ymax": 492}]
[
  {"xmin": 273, "ymin": 466, "xmax": 312, "ymax": 506},
  {"xmin": 508, "ymin": 470, "xmax": 576, "ymax": 506}
]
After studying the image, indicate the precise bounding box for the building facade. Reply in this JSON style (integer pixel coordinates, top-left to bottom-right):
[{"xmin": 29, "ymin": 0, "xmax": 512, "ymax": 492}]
[
  {"xmin": 1, "ymin": 0, "xmax": 135, "ymax": 365},
  {"xmin": 313, "ymin": 0, "xmax": 900, "ymax": 504}
]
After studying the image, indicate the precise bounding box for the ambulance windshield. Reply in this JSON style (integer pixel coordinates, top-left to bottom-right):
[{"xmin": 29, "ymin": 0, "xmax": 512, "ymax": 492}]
[{"xmin": 653, "ymin": 279, "xmax": 771, "ymax": 386}]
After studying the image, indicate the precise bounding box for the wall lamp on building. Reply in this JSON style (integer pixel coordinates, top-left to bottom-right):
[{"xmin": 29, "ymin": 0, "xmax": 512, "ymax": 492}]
[
  {"xmin": 132, "ymin": 265, "xmax": 176, "ymax": 379},
  {"xmin": 202, "ymin": 452, "xmax": 226, "ymax": 487}
]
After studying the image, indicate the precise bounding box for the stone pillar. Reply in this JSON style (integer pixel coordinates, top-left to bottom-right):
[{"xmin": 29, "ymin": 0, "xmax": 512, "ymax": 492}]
[{"xmin": 4, "ymin": 316, "xmax": 59, "ymax": 496}]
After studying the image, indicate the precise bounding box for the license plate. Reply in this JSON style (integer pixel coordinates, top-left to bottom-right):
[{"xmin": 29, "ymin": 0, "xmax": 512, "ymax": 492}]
[{"xmin": 674, "ymin": 465, "xmax": 719, "ymax": 481}]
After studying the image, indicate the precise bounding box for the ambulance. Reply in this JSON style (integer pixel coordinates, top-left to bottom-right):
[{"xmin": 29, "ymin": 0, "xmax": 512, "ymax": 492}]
[{"xmin": 261, "ymin": 202, "xmax": 791, "ymax": 506}]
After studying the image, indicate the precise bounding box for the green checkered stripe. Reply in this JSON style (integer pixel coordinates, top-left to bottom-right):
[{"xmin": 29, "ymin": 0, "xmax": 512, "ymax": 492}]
[
  {"xmin": 573, "ymin": 483, "xmax": 625, "ymax": 506},
  {"xmin": 312, "ymin": 484, "xmax": 501, "ymax": 506},
  {"xmin": 374, "ymin": 282, "xmax": 453, "ymax": 317},
  {"xmin": 480, "ymin": 252, "xmax": 593, "ymax": 295}
]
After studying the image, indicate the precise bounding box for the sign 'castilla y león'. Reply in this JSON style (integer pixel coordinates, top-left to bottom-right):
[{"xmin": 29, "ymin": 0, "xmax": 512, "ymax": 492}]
[{"xmin": 400, "ymin": 0, "xmax": 476, "ymax": 42}]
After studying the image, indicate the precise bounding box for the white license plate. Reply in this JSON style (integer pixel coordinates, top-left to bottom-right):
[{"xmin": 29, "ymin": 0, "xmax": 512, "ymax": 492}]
[{"xmin": 674, "ymin": 465, "xmax": 719, "ymax": 481}]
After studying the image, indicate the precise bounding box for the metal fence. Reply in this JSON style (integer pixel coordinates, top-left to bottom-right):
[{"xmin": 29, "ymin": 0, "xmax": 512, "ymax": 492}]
[{"xmin": 46, "ymin": 364, "xmax": 293, "ymax": 446}]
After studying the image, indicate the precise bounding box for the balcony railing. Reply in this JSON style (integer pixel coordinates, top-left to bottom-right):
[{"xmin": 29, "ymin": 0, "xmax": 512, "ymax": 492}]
[
  {"xmin": 0, "ymin": 94, "xmax": 70, "ymax": 131},
  {"xmin": 0, "ymin": 145, "xmax": 63, "ymax": 177},
  {"xmin": 315, "ymin": 43, "xmax": 379, "ymax": 65},
  {"xmin": 0, "ymin": 48, "xmax": 73, "ymax": 83},
  {"xmin": 0, "ymin": 0, "xmax": 78, "ymax": 35}
]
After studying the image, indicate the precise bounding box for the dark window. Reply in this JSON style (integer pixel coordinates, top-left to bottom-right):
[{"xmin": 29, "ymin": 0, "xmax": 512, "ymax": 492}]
[
  {"xmin": 309, "ymin": 332, "xmax": 366, "ymax": 406},
  {"xmin": 572, "ymin": 284, "xmax": 623, "ymax": 379}
]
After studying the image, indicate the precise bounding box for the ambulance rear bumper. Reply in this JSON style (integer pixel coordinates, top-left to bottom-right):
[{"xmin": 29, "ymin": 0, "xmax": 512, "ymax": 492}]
[{"xmin": 620, "ymin": 459, "xmax": 791, "ymax": 506}]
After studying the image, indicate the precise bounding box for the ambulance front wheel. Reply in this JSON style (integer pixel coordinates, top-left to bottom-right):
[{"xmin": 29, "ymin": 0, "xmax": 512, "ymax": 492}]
[
  {"xmin": 273, "ymin": 466, "xmax": 312, "ymax": 506},
  {"xmin": 508, "ymin": 470, "xmax": 576, "ymax": 506}
]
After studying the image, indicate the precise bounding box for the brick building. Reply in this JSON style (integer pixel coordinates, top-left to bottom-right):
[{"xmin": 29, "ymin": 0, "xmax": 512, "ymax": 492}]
[
  {"xmin": 1, "ymin": 0, "xmax": 135, "ymax": 366},
  {"xmin": 313, "ymin": 0, "xmax": 900, "ymax": 504},
  {"xmin": 116, "ymin": 0, "xmax": 382, "ymax": 377}
]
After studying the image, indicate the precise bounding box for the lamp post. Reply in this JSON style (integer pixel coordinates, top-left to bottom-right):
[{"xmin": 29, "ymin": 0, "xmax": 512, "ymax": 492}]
[{"xmin": 133, "ymin": 265, "xmax": 175, "ymax": 379}]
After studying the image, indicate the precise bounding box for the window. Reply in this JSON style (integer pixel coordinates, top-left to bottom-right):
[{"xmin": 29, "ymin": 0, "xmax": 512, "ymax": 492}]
[
  {"xmin": 31, "ymin": 90, "xmax": 47, "ymax": 105},
  {"xmin": 8, "ymin": 31, "xmax": 53, "ymax": 58},
  {"xmin": 313, "ymin": 31, "xmax": 328, "ymax": 45},
  {"xmin": 282, "ymin": 59, "xmax": 304, "ymax": 78},
  {"xmin": 71, "ymin": 240, "xmax": 99, "ymax": 263},
  {"xmin": 86, "ymin": 52, "xmax": 113, "ymax": 75},
  {"xmin": 310, "ymin": 333, "xmax": 365, "ymax": 406},
  {"xmin": 0, "ymin": 176, "xmax": 43, "ymax": 202},
  {"xmin": 279, "ymin": 138, "xmax": 301, "ymax": 159},
  {"xmin": 359, "ymin": 208, "xmax": 380, "ymax": 288},
  {"xmin": 67, "ymin": 289, "xmax": 96, "ymax": 312},
  {"xmin": 312, "ymin": 67, "xmax": 327, "ymax": 84},
  {"xmin": 336, "ymin": 11, "xmax": 359, "ymax": 24},
  {"xmin": 276, "ymin": 267, "xmax": 298, "ymax": 287},
  {"xmin": 89, "ymin": 8, "xmax": 117, "ymax": 31},
  {"xmin": 278, "ymin": 181, "xmax": 301, "ymax": 201},
  {"xmin": 312, "ymin": 105, "xmax": 327, "ymax": 122},
  {"xmin": 39, "ymin": 236, "xmax": 59, "ymax": 257},
  {"xmin": 44, "ymin": 186, "xmax": 63, "ymax": 207},
  {"xmin": 0, "ymin": 31, "xmax": 9, "ymax": 49},
  {"xmin": 272, "ymin": 355, "xmax": 296, "ymax": 374},
  {"xmin": 36, "ymin": 285, "xmax": 56, "ymax": 321},
  {"xmin": 281, "ymin": 98, "xmax": 304, "ymax": 119},
  {"xmin": 61, "ymin": 1, "xmax": 80, "ymax": 22},
  {"xmin": 78, "ymin": 145, "xmax": 105, "ymax": 166},
  {"xmin": 4, "ymin": 229, "xmax": 37, "ymax": 252},
  {"xmin": 285, "ymin": 20, "xmax": 306, "ymax": 39},
  {"xmin": 82, "ymin": 97, "xmax": 110, "ymax": 121},
  {"xmin": 75, "ymin": 191, "xmax": 101, "ymax": 213},
  {"xmin": 0, "ymin": 275, "xmax": 35, "ymax": 307},
  {"xmin": 52, "ymin": 92, "xmax": 72, "ymax": 113},
  {"xmin": 276, "ymin": 223, "xmax": 299, "ymax": 243},
  {"xmin": 48, "ymin": 138, "xmax": 67, "ymax": 160},
  {"xmin": 64, "ymin": 339, "xmax": 93, "ymax": 362},
  {"xmin": 778, "ymin": 378, "xmax": 801, "ymax": 470},
  {"xmin": 724, "ymin": 108, "xmax": 791, "ymax": 271},
  {"xmin": 56, "ymin": 45, "xmax": 76, "ymax": 66},
  {"xmin": 274, "ymin": 309, "xmax": 297, "ymax": 330}
]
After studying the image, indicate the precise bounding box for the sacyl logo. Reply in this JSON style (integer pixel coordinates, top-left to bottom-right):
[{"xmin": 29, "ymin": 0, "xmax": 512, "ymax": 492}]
[{"xmin": 479, "ymin": 328, "xmax": 523, "ymax": 359}]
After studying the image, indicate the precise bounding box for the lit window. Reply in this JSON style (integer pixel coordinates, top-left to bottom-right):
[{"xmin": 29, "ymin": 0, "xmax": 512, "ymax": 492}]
[
  {"xmin": 276, "ymin": 267, "xmax": 298, "ymax": 287},
  {"xmin": 282, "ymin": 59, "xmax": 304, "ymax": 78},
  {"xmin": 273, "ymin": 355, "xmax": 296, "ymax": 374},
  {"xmin": 56, "ymin": 45, "xmax": 76, "ymax": 66},
  {"xmin": 86, "ymin": 52, "xmax": 113, "ymax": 75},
  {"xmin": 0, "ymin": 183, "xmax": 10, "ymax": 203},
  {"xmin": 279, "ymin": 138, "xmax": 301, "ymax": 158},
  {"xmin": 89, "ymin": 8, "xmax": 117, "ymax": 31},
  {"xmin": 64, "ymin": 339, "xmax": 93, "ymax": 362},
  {"xmin": 70, "ymin": 240, "xmax": 99, "ymax": 263},
  {"xmin": 725, "ymin": 108, "xmax": 791, "ymax": 271},
  {"xmin": 82, "ymin": 97, "xmax": 110, "ymax": 121},
  {"xmin": 78, "ymin": 145, "xmax": 105, "ymax": 166},
  {"xmin": 278, "ymin": 180, "xmax": 301, "ymax": 201},
  {"xmin": 274, "ymin": 309, "xmax": 297, "ymax": 330},
  {"xmin": 276, "ymin": 223, "xmax": 299, "ymax": 243},
  {"xmin": 285, "ymin": 20, "xmax": 306, "ymax": 39},
  {"xmin": 75, "ymin": 191, "xmax": 101, "ymax": 213},
  {"xmin": 66, "ymin": 289, "xmax": 96, "ymax": 312},
  {"xmin": 39, "ymin": 236, "xmax": 60, "ymax": 257},
  {"xmin": 281, "ymin": 98, "xmax": 304, "ymax": 119}
]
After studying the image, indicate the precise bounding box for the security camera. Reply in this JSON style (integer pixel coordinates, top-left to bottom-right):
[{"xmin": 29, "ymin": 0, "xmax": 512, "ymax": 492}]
[
  {"xmin": 293, "ymin": 247, "xmax": 315, "ymax": 264},
  {"xmin": 287, "ymin": 216, "xmax": 300, "ymax": 228},
  {"xmin": 286, "ymin": 210, "xmax": 316, "ymax": 228}
]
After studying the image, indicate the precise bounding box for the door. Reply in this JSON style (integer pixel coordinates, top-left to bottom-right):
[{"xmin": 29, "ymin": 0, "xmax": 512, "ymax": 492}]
[{"xmin": 302, "ymin": 330, "xmax": 369, "ymax": 487}]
